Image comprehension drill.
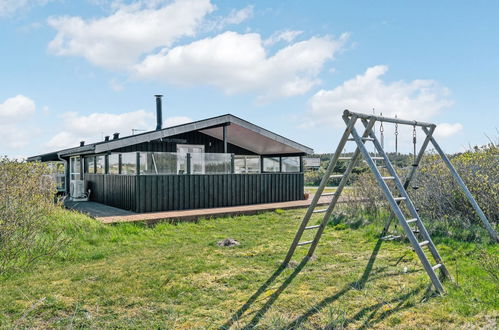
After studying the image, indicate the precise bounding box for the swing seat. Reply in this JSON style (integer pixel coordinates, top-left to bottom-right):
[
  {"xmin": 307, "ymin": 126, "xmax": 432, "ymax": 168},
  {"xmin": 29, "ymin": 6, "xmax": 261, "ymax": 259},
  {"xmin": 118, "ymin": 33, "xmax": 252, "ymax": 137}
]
[{"xmin": 412, "ymin": 185, "xmax": 419, "ymax": 190}]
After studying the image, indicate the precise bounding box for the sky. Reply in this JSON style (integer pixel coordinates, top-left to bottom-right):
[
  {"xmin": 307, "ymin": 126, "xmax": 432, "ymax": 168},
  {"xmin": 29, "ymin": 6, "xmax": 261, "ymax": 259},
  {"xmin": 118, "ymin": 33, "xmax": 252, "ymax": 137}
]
[{"xmin": 1, "ymin": 0, "xmax": 498, "ymax": 159}]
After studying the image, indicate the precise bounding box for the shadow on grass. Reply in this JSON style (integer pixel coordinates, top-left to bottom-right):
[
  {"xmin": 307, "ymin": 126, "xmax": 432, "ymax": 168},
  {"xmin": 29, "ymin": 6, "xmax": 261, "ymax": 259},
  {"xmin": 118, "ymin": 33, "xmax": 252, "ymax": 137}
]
[{"xmin": 221, "ymin": 236, "xmax": 386, "ymax": 329}]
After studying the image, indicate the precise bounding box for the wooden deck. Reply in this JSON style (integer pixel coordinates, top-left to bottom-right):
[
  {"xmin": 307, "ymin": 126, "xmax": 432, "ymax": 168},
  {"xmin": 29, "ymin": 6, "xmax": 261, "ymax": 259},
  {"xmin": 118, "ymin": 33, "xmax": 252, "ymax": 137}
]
[{"xmin": 86, "ymin": 194, "xmax": 356, "ymax": 224}]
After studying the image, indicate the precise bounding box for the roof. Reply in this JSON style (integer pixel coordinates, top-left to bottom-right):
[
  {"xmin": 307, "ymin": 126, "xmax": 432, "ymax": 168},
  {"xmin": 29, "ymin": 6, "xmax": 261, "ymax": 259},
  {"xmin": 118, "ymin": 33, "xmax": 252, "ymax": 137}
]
[{"xmin": 28, "ymin": 114, "xmax": 313, "ymax": 161}]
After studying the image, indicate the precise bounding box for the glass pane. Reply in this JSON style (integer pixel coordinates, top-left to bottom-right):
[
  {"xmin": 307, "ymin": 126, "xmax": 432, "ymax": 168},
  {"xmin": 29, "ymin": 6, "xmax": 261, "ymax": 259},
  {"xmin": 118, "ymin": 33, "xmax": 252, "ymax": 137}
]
[
  {"xmin": 201, "ymin": 153, "xmax": 231, "ymax": 174},
  {"xmin": 234, "ymin": 155, "xmax": 260, "ymax": 174},
  {"xmin": 84, "ymin": 157, "xmax": 95, "ymax": 174},
  {"xmin": 47, "ymin": 161, "xmax": 66, "ymax": 190},
  {"xmin": 109, "ymin": 154, "xmax": 119, "ymax": 174},
  {"xmin": 234, "ymin": 157, "xmax": 246, "ymax": 174},
  {"xmin": 139, "ymin": 152, "xmax": 185, "ymax": 174},
  {"xmin": 95, "ymin": 155, "xmax": 105, "ymax": 174},
  {"xmin": 281, "ymin": 156, "xmax": 300, "ymax": 172},
  {"xmin": 263, "ymin": 157, "xmax": 280, "ymax": 172},
  {"xmin": 121, "ymin": 152, "xmax": 137, "ymax": 175}
]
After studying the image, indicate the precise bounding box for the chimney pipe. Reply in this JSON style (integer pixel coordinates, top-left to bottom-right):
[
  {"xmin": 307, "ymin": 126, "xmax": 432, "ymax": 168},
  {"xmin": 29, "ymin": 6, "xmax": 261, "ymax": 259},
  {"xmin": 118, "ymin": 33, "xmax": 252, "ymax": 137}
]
[
  {"xmin": 104, "ymin": 136, "xmax": 110, "ymax": 141},
  {"xmin": 155, "ymin": 94, "xmax": 163, "ymax": 130},
  {"xmin": 113, "ymin": 132, "xmax": 120, "ymax": 140},
  {"xmin": 80, "ymin": 141, "xmax": 85, "ymax": 147}
]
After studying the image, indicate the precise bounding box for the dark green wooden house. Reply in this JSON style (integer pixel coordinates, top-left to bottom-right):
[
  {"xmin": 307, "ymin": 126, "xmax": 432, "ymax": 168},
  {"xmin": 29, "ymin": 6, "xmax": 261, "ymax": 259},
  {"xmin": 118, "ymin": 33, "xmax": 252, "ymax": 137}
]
[{"xmin": 28, "ymin": 96, "xmax": 313, "ymax": 213}]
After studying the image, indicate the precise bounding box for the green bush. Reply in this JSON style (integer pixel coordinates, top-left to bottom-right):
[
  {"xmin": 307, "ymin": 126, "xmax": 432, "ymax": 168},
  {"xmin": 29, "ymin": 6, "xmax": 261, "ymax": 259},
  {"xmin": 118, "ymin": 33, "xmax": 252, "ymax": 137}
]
[{"xmin": 0, "ymin": 157, "xmax": 68, "ymax": 275}]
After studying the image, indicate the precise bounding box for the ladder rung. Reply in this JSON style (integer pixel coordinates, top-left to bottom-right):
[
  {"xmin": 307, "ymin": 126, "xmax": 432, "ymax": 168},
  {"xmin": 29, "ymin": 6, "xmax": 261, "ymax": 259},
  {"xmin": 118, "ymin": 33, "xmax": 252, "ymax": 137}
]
[
  {"xmin": 338, "ymin": 157, "xmax": 352, "ymax": 160},
  {"xmin": 382, "ymin": 176, "xmax": 395, "ymax": 180},
  {"xmin": 393, "ymin": 197, "xmax": 406, "ymax": 201},
  {"xmin": 305, "ymin": 225, "xmax": 320, "ymax": 230},
  {"xmin": 419, "ymin": 240, "xmax": 430, "ymax": 247},
  {"xmin": 432, "ymin": 263, "xmax": 442, "ymax": 270},
  {"xmin": 329, "ymin": 175, "xmax": 344, "ymax": 179},
  {"xmin": 371, "ymin": 157, "xmax": 384, "ymax": 160},
  {"xmin": 406, "ymin": 218, "xmax": 418, "ymax": 223},
  {"xmin": 313, "ymin": 209, "xmax": 328, "ymax": 213},
  {"xmin": 297, "ymin": 240, "xmax": 313, "ymax": 246},
  {"xmin": 321, "ymin": 192, "xmax": 335, "ymax": 197}
]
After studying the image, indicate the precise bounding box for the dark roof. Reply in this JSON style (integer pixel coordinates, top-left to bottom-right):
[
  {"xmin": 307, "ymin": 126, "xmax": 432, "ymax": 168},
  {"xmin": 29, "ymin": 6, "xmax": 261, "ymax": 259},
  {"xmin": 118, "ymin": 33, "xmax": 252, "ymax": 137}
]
[{"xmin": 28, "ymin": 114, "xmax": 313, "ymax": 161}]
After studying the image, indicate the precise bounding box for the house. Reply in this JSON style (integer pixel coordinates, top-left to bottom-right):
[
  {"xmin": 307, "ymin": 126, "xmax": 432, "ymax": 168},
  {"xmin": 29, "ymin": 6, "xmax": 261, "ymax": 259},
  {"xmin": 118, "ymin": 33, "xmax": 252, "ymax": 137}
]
[{"xmin": 28, "ymin": 96, "xmax": 313, "ymax": 213}]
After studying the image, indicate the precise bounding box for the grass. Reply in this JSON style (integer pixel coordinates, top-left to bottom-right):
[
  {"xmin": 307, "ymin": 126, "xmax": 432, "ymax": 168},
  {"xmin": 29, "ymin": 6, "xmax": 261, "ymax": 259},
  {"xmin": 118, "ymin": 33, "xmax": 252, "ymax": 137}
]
[{"xmin": 0, "ymin": 207, "xmax": 497, "ymax": 329}]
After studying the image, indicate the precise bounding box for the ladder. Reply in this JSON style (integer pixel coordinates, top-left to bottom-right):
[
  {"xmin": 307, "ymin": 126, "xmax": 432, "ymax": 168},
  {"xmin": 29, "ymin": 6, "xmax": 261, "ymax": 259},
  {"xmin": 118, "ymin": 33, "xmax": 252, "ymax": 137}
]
[{"xmin": 283, "ymin": 111, "xmax": 454, "ymax": 294}]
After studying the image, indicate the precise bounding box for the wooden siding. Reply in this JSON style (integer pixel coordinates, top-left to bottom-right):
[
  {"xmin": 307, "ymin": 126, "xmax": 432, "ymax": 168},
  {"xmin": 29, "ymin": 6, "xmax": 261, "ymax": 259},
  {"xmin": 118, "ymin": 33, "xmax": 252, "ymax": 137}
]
[
  {"xmin": 85, "ymin": 173, "xmax": 304, "ymax": 213},
  {"xmin": 85, "ymin": 174, "xmax": 137, "ymax": 211},
  {"xmin": 112, "ymin": 131, "xmax": 256, "ymax": 155}
]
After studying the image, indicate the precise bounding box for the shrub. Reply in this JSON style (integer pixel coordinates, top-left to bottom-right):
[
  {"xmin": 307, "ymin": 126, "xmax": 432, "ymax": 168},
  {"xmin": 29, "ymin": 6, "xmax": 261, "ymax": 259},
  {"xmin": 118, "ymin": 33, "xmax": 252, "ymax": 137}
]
[{"xmin": 0, "ymin": 157, "xmax": 68, "ymax": 275}]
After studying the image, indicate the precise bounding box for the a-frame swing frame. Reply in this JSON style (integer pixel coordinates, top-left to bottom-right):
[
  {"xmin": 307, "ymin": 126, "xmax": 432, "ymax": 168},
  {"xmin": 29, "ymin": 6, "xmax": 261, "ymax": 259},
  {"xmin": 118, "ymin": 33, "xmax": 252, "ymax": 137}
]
[{"xmin": 284, "ymin": 110, "xmax": 498, "ymax": 294}]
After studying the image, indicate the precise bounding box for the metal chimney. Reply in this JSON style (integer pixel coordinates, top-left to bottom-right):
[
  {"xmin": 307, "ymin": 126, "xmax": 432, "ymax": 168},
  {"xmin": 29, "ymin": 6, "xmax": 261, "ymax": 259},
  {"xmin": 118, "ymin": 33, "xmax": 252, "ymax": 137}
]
[
  {"xmin": 113, "ymin": 132, "xmax": 120, "ymax": 140},
  {"xmin": 155, "ymin": 94, "xmax": 163, "ymax": 130}
]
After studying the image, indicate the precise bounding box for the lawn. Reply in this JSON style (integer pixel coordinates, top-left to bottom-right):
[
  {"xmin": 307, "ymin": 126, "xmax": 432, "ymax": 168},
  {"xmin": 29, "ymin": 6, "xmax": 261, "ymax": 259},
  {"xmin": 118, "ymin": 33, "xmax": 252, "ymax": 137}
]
[{"xmin": 0, "ymin": 207, "xmax": 497, "ymax": 329}]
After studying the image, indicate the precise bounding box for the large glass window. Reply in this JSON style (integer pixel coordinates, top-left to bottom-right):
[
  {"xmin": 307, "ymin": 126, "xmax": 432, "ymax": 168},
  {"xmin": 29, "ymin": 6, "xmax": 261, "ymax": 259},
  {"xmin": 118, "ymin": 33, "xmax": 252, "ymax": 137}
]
[
  {"xmin": 95, "ymin": 155, "xmax": 105, "ymax": 174},
  {"xmin": 234, "ymin": 155, "xmax": 261, "ymax": 174},
  {"xmin": 121, "ymin": 152, "xmax": 137, "ymax": 175},
  {"xmin": 263, "ymin": 157, "xmax": 280, "ymax": 172},
  {"xmin": 47, "ymin": 161, "xmax": 66, "ymax": 191},
  {"xmin": 109, "ymin": 154, "xmax": 120, "ymax": 174},
  {"xmin": 84, "ymin": 156, "xmax": 95, "ymax": 174},
  {"xmin": 281, "ymin": 156, "xmax": 300, "ymax": 172}
]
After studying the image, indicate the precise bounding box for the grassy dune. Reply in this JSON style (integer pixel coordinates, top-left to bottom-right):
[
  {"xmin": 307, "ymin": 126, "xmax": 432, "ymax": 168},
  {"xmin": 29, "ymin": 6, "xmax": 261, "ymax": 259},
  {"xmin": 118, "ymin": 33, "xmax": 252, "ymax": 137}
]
[{"xmin": 0, "ymin": 208, "xmax": 497, "ymax": 328}]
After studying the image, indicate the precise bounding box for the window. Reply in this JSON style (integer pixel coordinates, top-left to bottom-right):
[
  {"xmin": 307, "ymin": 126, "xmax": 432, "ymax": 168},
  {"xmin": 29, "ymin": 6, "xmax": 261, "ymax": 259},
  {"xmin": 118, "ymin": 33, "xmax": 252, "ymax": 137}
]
[
  {"xmin": 121, "ymin": 152, "xmax": 137, "ymax": 175},
  {"xmin": 95, "ymin": 155, "xmax": 105, "ymax": 174},
  {"xmin": 109, "ymin": 154, "xmax": 119, "ymax": 174},
  {"xmin": 70, "ymin": 156, "xmax": 81, "ymax": 181},
  {"xmin": 234, "ymin": 155, "xmax": 260, "ymax": 174},
  {"xmin": 84, "ymin": 156, "xmax": 95, "ymax": 174},
  {"xmin": 263, "ymin": 157, "xmax": 280, "ymax": 172},
  {"xmin": 139, "ymin": 152, "xmax": 183, "ymax": 175},
  {"xmin": 281, "ymin": 156, "xmax": 300, "ymax": 172}
]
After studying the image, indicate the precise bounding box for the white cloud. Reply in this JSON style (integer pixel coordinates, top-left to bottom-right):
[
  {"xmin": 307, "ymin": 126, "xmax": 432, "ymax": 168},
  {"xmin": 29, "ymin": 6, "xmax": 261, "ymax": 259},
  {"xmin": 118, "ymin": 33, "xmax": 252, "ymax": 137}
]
[
  {"xmin": 0, "ymin": 94, "xmax": 36, "ymax": 122},
  {"xmin": 307, "ymin": 65, "xmax": 452, "ymax": 127},
  {"xmin": 0, "ymin": 0, "xmax": 50, "ymax": 17},
  {"xmin": 47, "ymin": 0, "xmax": 215, "ymax": 69},
  {"xmin": 164, "ymin": 116, "xmax": 192, "ymax": 127},
  {"xmin": 0, "ymin": 95, "xmax": 36, "ymax": 149},
  {"xmin": 264, "ymin": 30, "xmax": 303, "ymax": 46},
  {"xmin": 434, "ymin": 122, "xmax": 463, "ymax": 138},
  {"xmin": 135, "ymin": 31, "xmax": 348, "ymax": 101},
  {"xmin": 45, "ymin": 110, "xmax": 155, "ymax": 150},
  {"xmin": 218, "ymin": 5, "xmax": 253, "ymax": 26}
]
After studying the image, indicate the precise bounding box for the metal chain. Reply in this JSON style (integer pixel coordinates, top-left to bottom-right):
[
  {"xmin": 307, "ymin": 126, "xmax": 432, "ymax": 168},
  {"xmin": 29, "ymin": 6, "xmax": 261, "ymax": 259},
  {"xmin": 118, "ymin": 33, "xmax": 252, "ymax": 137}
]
[
  {"xmin": 379, "ymin": 112, "xmax": 384, "ymax": 149},
  {"xmin": 412, "ymin": 125, "xmax": 417, "ymax": 165},
  {"xmin": 394, "ymin": 114, "xmax": 398, "ymax": 155}
]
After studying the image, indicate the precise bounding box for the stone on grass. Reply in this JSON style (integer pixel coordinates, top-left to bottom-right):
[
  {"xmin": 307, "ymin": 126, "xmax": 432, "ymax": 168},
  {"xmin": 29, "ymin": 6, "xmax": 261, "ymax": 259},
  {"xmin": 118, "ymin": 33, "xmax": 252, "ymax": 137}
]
[{"xmin": 217, "ymin": 238, "xmax": 240, "ymax": 247}]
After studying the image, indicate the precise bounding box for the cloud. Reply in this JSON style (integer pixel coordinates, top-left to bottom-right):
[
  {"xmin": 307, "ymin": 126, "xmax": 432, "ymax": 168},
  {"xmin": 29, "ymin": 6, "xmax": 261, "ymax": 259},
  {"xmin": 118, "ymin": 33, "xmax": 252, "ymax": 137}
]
[
  {"xmin": 164, "ymin": 116, "xmax": 192, "ymax": 127},
  {"xmin": 45, "ymin": 110, "xmax": 155, "ymax": 150},
  {"xmin": 307, "ymin": 65, "xmax": 452, "ymax": 127},
  {"xmin": 47, "ymin": 0, "xmax": 215, "ymax": 69},
  {"xmin": 0, "ymin": 94, "xmax": 36, "ymax": 122},
  {"xmin": 135, "ymin": 31, "xmax": 348, "ymax": 101},
  {"xmin": 0, "ymin": 95, "xmax": 36, "ymax": 149},
  {"xmin": 264, "ymin": 30, "xmax": 303, "ymax": 46},
  {"xmin": 434, "ymin": 122, "xmax": 463, "ymax": 138},
  {"xmin": 0, "ymin": 0, "xmax": 50, "ymax": 17}
]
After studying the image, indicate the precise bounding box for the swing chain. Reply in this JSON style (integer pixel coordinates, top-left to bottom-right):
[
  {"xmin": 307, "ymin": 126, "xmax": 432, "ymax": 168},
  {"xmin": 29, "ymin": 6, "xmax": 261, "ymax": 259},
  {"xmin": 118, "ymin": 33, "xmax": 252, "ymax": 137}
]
[
  {"xmin": 379, "ymin": 112, "xmax": 384, "ymax": 148},
  {"xmin": 412, "ymin": 124, "xmax": 417, "ymax": 166},
  {"xmin": 394, "ymin": 114, "xmax": 398, "ymax": 154}
]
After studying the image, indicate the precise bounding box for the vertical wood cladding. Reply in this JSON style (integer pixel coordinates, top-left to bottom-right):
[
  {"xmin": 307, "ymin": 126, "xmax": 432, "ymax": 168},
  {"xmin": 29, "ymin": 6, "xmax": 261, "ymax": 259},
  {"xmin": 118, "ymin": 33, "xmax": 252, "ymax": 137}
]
[
  {"xmin": 112, "ymin": 131, "xmax": 256, "ymax": 155},
  {"xmin": 85, "ymin": 173, "xmax": 304, "ymax": 213}
]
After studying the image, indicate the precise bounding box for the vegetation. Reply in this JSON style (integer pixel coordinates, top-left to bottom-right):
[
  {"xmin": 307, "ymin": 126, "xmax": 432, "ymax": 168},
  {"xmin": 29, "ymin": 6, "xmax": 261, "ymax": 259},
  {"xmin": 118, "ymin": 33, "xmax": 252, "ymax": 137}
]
[
  {"xmin": 0, "ymin": 157, "xmax": 67, "ymax": 275},
  {"xmin": 0, "ymin": 207, "xmax": 497, "ymax": 328}
]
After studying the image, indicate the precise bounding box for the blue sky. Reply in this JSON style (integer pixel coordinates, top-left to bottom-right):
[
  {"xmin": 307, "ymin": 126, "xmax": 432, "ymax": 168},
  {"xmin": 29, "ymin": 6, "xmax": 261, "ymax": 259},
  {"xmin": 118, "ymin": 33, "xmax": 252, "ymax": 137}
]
[{"xmin": 1, "ymin": 0, "xmax": 498, "ymax": 158}]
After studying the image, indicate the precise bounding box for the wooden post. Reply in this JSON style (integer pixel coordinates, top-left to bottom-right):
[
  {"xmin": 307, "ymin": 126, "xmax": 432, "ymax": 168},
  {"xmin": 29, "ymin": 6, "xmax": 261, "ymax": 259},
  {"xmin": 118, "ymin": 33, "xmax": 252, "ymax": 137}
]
[
  {"xmin": 223, "ymin": 124, "xmax": 228, "ymax": 153},
  {"xmin": 136, "ymin": 152, "xmax": 140, "ymax": 176},
  {"xmin": 230, "ymin": 153, "xmax": 235, "ymax": 174},
  {"xmin": 186, "ymin": 153, "xmax": 191, "ymax": 174}
]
